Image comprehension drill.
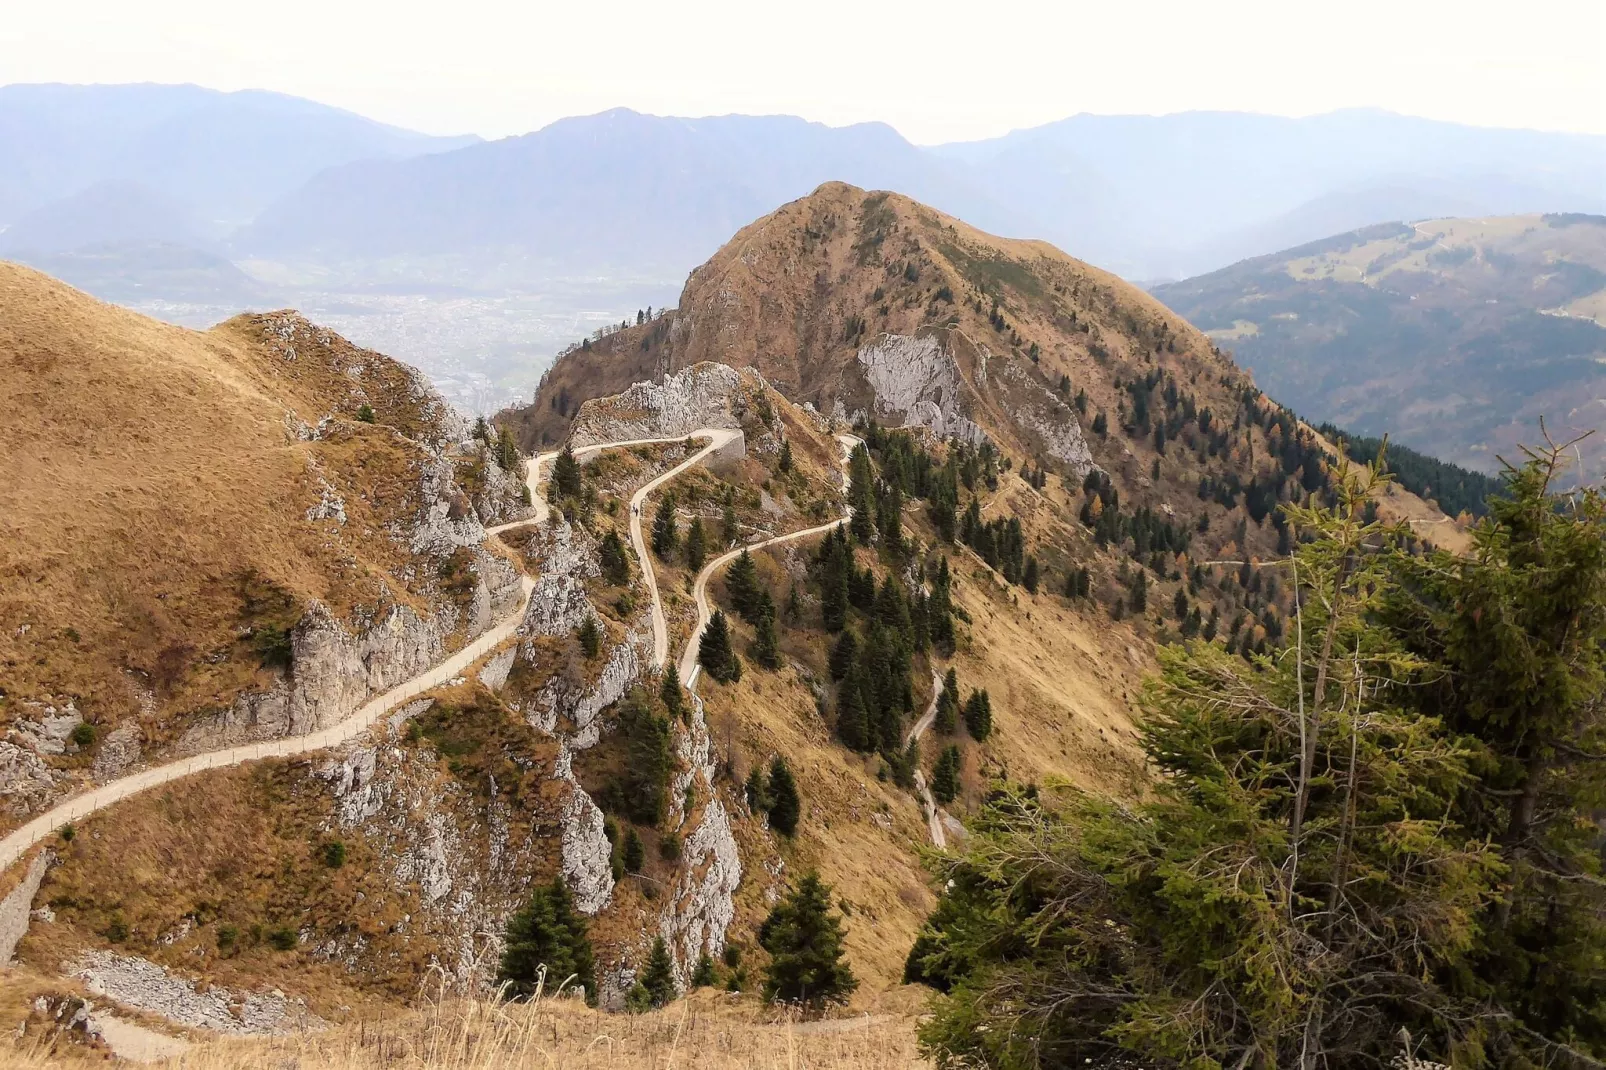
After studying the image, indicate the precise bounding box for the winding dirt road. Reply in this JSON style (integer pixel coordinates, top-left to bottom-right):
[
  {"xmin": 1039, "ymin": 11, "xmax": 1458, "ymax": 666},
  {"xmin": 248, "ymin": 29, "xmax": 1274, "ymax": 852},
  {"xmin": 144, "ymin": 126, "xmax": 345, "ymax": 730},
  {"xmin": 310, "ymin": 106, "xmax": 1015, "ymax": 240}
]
[
  {"xmin": 678, "ymin": 435, "xmax": 862, "ymax": 689},
  {"xmin": 0, "ymin": 427, "xmax": 936, "ymax": 878},
  {"xmin": 0, "ymin": 433, "xmax": 746, "ymax": 876},
  {"xmin": 904, "ymin": 671, "xmax": 948, "ymax": 849}
]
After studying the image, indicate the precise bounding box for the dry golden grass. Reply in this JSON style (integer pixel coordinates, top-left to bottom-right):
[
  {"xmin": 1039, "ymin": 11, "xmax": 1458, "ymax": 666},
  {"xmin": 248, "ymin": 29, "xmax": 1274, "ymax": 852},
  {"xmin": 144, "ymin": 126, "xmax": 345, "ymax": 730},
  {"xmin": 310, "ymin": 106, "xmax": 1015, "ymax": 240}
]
[
  {"xmin": 0, "ymin": 989, "xmax": 928, "ymax": 1069},
  {"xmin": 0, "ymin": 261, "xmax": 482, "ymax": 773}
]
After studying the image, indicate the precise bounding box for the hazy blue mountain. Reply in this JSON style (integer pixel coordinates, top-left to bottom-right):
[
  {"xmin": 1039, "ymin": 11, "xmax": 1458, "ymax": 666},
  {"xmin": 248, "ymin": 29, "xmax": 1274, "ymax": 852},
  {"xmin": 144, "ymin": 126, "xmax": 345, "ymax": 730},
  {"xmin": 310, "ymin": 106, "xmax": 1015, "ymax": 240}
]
[
  {"xmin": 0, "ymin": 180, "xmax": 210, "ymax": 255},
  {"xmin": 0, "ymin": 83, "xmax": 477, "ymax": 234},
  {"xmin": 234, "ymin": 108, "xmax": 1032, "ymax": 277},
  {"xmin": 934, "ymin": 109, "xmax": 1606, "ymax": 280}
]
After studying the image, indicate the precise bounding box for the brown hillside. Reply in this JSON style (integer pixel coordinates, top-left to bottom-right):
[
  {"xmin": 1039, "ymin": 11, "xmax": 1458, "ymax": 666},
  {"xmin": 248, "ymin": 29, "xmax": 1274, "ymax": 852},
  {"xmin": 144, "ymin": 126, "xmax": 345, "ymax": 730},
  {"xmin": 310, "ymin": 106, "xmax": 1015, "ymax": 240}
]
[{"xmin": 0, "ymin": 262, "xmax": 525, "ymax": 804}]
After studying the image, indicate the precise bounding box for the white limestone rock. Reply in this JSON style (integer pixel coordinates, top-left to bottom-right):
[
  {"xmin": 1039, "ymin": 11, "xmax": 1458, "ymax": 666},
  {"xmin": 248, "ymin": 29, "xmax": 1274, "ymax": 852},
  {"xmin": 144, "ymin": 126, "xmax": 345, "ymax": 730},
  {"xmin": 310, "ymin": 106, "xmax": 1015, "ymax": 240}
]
[
  {"xmin": 92, "ymin": 723, "xmax": 142, "ymax": 780},
  {"xmin": 857, "ymin": 333, "xmax": 988, "ymax": 445},
  {"xmin": 70, "ymin": 951, "xmax": 325, "ymax": 1035},
  {"xmin": 478, "ymin": 648, "xmax": 516, "ymax": 693},
  {"xmin": 559, "ymin": 786, "xmax": 615, "ymax": 916},
  {"xmin": 569, "ymin": 363, "xmax": 746, "ymax": 445},
  {"xmin": 0, "ymin": 743, "xmax": 57, "ymax": 815},
  {"xmin": 660, "ymin": 799, "xmax": 741, "ymax": 988}
]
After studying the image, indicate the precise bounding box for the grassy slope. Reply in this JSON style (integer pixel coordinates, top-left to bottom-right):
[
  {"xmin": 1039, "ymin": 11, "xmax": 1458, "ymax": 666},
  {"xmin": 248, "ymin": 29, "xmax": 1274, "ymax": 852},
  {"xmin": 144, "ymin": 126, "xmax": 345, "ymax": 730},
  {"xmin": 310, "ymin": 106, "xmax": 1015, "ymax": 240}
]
[{"xmin": 0, "ymin": 260, "xmax": 511, "ymax": 778}]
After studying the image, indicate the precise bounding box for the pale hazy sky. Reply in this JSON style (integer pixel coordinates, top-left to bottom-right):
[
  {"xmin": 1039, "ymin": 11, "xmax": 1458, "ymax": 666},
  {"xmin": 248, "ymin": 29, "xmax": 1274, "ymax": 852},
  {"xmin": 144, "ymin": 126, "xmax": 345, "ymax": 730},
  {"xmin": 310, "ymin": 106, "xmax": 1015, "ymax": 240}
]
[{"xmin": 2, "ymin": 0, "xmax": 1602, "ymax": 144}]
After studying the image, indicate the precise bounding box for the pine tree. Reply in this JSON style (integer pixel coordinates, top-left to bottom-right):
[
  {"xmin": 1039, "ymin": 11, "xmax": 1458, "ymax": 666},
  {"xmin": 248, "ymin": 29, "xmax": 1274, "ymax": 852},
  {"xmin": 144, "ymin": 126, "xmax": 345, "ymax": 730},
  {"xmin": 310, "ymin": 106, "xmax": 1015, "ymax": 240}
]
[
  {"xmin": 622, "ymin": 827, "xmax": 645, "ymax": 872},
  {"xmin": 640, "ymin": 936, "xmax": 677, "ymax": 1008},
  {"xmin": 836, "ymin": 668, "xmax": 869, "ymax": 751},
  {"xmin": 766, "ymin": 756, "xmax": 801, "ymax": 837},
  {"xmin": 497, "ymin": 879, "xmax": 597, "ymax": 1001},
  {"xmin": 691, "ymin": 951, "xmax": 717, "ymax": 988},
  {"xmin": 934, "ymin": 689, "xmax": 957, "ymax": 736},
  {"xmin": 759, "ymin": 873, "xmax": 858, "ymax": 1007},
  {"xmin": 577, "ymin": 615, "xmax": 600, "ymax": 659},
  {"xmin": 598, "ymin": 529, "xmax": 630, "ymax": 586},
  {"xmin": 1022, "ymin": 556, "xmax": 1039, "ymax": 594},
  {"xmin": 551, "ymin": 444, "xmax": 582, "ymax": 499},
  {"xmin": 828, "ymin": 630, "xmax": 858, "ymax": 681},
  {"xmin": 652, "ymin": 492, "xmax": 678, "ymax": 559},
  {"xmin": 726, "ymin": 549, "xmax": 762, "ymax": 621},
  {"xmin": 962, "ymin": 688, "xmax": 992, "ymax": 742},
  {"xmin": 1380, "ymin": 443, "xmax": 1606, "ymax": 1058},
  {"xmin": 1130, "ymin": 568, "xmax": 1148, "ymax": 613},
  {"xmin": 744, "ymin": 767, "xmax": 770, "ymax": 813},
  {"xmin": 685, "ymin": 516, "xmax": 707, "ymax": 572},
  {"xmin": 908, "ymin": 455, "xmax": 1508, "ymax": 1069},
  {"xmin": 849, "ymin": 444, "xmax": 876, "ymax": 544},
  {"xmin": 778, "ymin": 439, "xmax": 793, "ymax": 473},
  {"xmin": 612, "ymin": 689, "xmax": 672, "ymax": 824},
  {"xmin": 659, "ymin": 663, "xmax": 683, "ymax": 722},
  {"xmin": 752, "ymin": 592, "xmax": 782, "ymax": 670},
  {"xmin": 878, "ymin": 482, "xmax": 905, "ymax": 554},
  {"xmin": 495, "ymin": 425, "xmax": 521, "ymax": 472},
  {"xmin": 931, "ymin": 744, "xmax": 961, "ymax": 804},
  {"xmin": 698, "ymin": 609, "xmax": 741, "ymax": 684}
]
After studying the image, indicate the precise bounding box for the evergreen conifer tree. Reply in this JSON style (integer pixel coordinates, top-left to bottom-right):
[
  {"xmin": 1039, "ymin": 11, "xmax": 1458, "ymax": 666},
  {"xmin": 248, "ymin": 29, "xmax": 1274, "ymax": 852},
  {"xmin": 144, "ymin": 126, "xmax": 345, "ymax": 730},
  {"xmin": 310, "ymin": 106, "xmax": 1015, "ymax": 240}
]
[
  {"xmin": 726, "ymin": 549, "xmax": 762, "ymax": 621},
  {"xmin": 685, "ymin": 515, "xmax": 707, "ymax": 571},
  {"xmin": 640, "ymin": 936, "xmax": 677, "ymax": 1008},
  {"xmin": 759, "ymin": 873, "xmax": 858, "ymax": 1007},
  {"xmin": 698, "ymin": 609, "xmax": 741, "ymax": 683},
  {"xmin": 828, "ymin": 630, "xmax": 858, "ymax": 681},
  {"xmin": 778, "ymin": 439, "xmax": 793, "ymax": 473},
  {"xmin": 622, "ymin": 827, "xmax": 645, "ymax": 873},
  {"xmin": 752, "ymin": 592, "xmax": 782, "ymax": 670},
  {"xmin": 962, "ymin": 688, "xmax": 992, "ymax": 742},
  {"xmin": 551, "ymin": 444, "xmax": 582, "ymax": 499},
  {"xmin": 496, "ymin": 425, "xmax": 521, "ymax": 472},
  {"xmin": 659, "ymin": 663, "xmax": 683, "ymax": 722},
  {"xmin": 766, "ymin": 756, "xmax": 801, "ymax": 836},
  {"xmin": 691, "ymin": 951, "xmax": 717, "ymax": 989},
  {"xmin": 836, "ymin": 668, "xmax": 869, "ymax": 751},
  {"xmin": 598, "ymin": 529, "xmax": 630, "ymax": 586},
  {"xmin": 612, "ymin": 687, "xmax": 672, "ymax": 824},
  {"xmin": 849, "ymin": 445, "xmax": 876, "ymax": 544},
  {"xmin": 1023, "ymin": 555, "xmax": 1040, "ymax": 594},
  {"xmin": 497, "ymin": 879, "xmax": 596, "ymax": 1001},
  {"xmin": 907, "ymin": 455, "xmax": 1517, "ymax": 1069},
  {"xmin": 577, "ymin": 616, "xmax": 600, "ymax": 659},
  {"xmin": 652, "ymin": 492, "xmax": 678, "ymax": 559},
  {"xmin": 931, "ymin": 744, "xmax": 961, "ymax": 804},
  {"xmin": 744, "ymin": 767, "xmax": 770, "ymax": 813}
]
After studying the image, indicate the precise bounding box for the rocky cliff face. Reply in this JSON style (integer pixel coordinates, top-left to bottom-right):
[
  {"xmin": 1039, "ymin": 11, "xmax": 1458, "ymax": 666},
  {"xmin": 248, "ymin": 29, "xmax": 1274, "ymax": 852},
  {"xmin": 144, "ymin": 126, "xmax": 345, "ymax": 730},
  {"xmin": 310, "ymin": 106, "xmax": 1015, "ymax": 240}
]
[
  {"xmin": 857, "ymin": 331, "xmax": 989, "ymax": 446},
  {"xmin": 569, "ymin": 362, "xmax": 748, "ymax": 446},
  {"xmin": 177, "ymin": 547, "xmax": 523, "ymax": 754}
]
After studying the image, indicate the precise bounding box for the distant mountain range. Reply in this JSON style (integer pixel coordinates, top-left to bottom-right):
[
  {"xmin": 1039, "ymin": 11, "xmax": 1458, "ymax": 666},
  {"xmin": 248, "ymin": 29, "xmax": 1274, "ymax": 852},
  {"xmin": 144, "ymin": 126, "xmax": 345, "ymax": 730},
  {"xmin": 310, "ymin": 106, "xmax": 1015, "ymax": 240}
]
[
  {"xmin": 1152, "ymin": 213, "xmax": 1606, "ymax": 482},
  {"xmin": 3, "ymin": 83, "xmax": 1604, "ymax": 413},
  {"xmin": 4, "ymin": 85, "xmax": 1602, "ymax": 286},
  {"xmin": 0, "ymin": 83, "xmax": 476, "ymax": 242}
]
